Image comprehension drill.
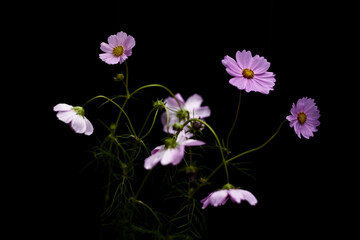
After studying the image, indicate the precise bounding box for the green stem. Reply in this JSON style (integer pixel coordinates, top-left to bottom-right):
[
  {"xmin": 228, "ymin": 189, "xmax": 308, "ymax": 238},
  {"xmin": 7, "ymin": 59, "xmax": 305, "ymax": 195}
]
[
  {"xmin": 140, "ymin": 109, "xmax": 159, "ymax": 140},
  {"xmin": 82, "ymin": 95, "xmax": 137, "ymax": 137},
  {"xmin": 183, "ymin": 118, "xmax": 229, "ymax": 182},
  {"xmin": 124, "ymin": 60, "xmax": 130, "ymax": 98},
  {"xmin": 226, "ymin": 119, "xmax": 287, "ymax": 163},
  {"xmin": 226, "ymin": 90, "xmax": 242, "ymax": 153},
  {"xmin": 191, "ymin": 119, "xmax": 287, "ymax": 197},
  {"xmin": 134, "ymin": 169, "xmax": 152, "ymax": 199}
]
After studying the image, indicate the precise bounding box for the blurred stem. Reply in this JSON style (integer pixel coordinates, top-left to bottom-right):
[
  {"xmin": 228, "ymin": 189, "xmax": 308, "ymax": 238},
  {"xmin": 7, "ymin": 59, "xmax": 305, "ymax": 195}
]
[
  {"xmin": 191, "ymin": 119, "xmax": 287, "ymax": 197},
  {"xmin": 124, "ymin": 61, "xmax": 130, "ymax": 98},
  {"xmin": 134, "ymin": 169, "xmax": 153, "ymax": 200},
  {"xmin": 225, "ymin": 90, "xmax": 241, "ymax": 155},
  {"xmin": 183, "ymin": 118, "xmax": 229, "ymax": 183}
]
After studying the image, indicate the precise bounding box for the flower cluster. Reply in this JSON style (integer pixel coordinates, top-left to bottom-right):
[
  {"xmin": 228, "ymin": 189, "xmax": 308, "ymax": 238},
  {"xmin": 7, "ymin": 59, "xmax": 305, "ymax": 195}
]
[{"xmin": 53, "ymin": 31, "xmax": 321, "ymax": 238}]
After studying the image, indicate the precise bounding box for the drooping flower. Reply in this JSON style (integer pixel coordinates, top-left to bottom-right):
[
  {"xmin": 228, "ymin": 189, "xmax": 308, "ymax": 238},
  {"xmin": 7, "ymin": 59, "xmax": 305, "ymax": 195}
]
[
  {"xmin": 161, "ymin": 93, "xmax": 211, "ymax": 135},
  {"xmin": 222, "ymin": 50, "xmax": 276, "ymax": 94},
  {"xmin": 99, "ymin": 31, "xmax": 135, "ymax": 65},
  {"xmin": 201, "ymin": 184, "xmax": 258, "ymax": 209},
  {"xmin": 54, "ymin": 103, "xmax": 94, "ymax": 136},
  {"xmin": 286, "ymin": 97, "xmax": 320, "ymax": 139},
  {"xmin": 144, "ymin": 130, "xmax": 205, "ymax": 170}
]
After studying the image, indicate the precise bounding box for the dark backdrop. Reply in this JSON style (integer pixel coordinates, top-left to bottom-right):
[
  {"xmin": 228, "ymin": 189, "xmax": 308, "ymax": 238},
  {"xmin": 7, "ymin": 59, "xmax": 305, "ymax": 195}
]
[{"xmin": 16, "ymin": 1, "xmax": 352, "ymax": 239}]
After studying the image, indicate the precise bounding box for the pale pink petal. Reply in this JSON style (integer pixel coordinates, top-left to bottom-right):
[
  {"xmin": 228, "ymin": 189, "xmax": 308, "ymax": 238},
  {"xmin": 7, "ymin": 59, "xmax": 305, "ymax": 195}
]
[
  {"xmin": 250, "ymin": 55, "xmax": 270, "ymax": 74},
  {"xmin": 160, "ymin": 149, "xmax": 178, "ymax": 166},
  {"xmin": 151, "ymin": 145, "xmax": 164, "ymax": 155},
  {"xmin": 222, "ymin": 55, "xmax": 243, "ymax": 75},
  {"xmin": 53, "ymin": 103, "xmax": 73, "ymax": 112},
  {"xmin": 71, "ymin": 115, "xmax": 87, "ymax": 134},
  {"xmin": 200, "ymin": 193, "xmax": 212, "ymax": 209},
  {"xmin": 56, "ymin": 110, "xmax": 76, "ymax": 124},
  {"xmin": 208, "ymin": 190, "xmax": 229, "ymax": 207},
  {"xmin": 229, "ymin": 77, "xmax": 247, "ymax": 90},
  {"xmin": 124, "ymin": 48, "xmax": 132, "ymax": 57},
  {"xmin": 192, "ymin": 106, "xmax": 211, "ymax": 119},
  {"xmin": 229, "ymin": 189, "xmax": 257, "ymax": 206},
  {"xmin": 84, "ymin": 117, "xmax": 94, "ymax": 136},
  {"xmin": 236, "ymin": 50, "xmax": 252, "ymax": 69},
  {"xmin": 144, "ymin": 150, "xmax": 164, "ymax": 170},
  {"xmin": 184, "ymin": 94, "xmax": 203, "ymax": 110},
  {"xmin": 170, "ymin": 146, "xmax": 185, "ymax": 166},
  {"xmin": 100, "ymin": 42, "xmax": 113, "ymax": 53},
  {"xmin": 242, "ymin": 190, "xmax": 258, "ymax": 206},
  {"xmin": 99, "ymin": 53, "xmax": 120, "ymax": 64},
  {"xmin": 116, "ymin": 31, "xmax": 127, "ymax": 45},
  {"xmin": 123, "ymin": 35, "xmax": 135, "ymax": 49},
  {"xmin": 181, "ymin": 139, "xmax": 205, "ymax": 147},
  {"xmin": 107, "ymin": 34, "xmax": 118, "ymax": 48}
]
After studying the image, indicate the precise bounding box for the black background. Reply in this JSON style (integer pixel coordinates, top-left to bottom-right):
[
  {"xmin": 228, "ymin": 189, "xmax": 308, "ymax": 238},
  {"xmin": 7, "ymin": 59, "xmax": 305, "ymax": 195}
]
[{"xmin": 10, "ymin": 0, "xmax": 354, "ymax": 239}]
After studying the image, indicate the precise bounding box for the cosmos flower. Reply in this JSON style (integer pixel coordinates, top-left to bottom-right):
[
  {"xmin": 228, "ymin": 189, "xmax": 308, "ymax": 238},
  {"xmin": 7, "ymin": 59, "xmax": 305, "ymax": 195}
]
[
  {"xmin": 161, "ymin": 93, "xmax": 211, "ymax": 135},
  {"xmin": 222, "ymin": 50, "xmax": 276, "ymax": 94},
  {"xmin": 54, "ymin": 103, "xmax": 94, "ymax": 136},
  {"xmin": 144, "ymin": 130, "xmax": 205, "ymax": 170},
  {"xmin": 286, "ymin": 97, "xmax": 320, "ymax": 139},
  {"xmin": 201, "ymin": 187, "xmax": 258, "ymax": 209},
  {"xmin": 99, "ymin": 31, "xmax": 135, "ymax": 64}
]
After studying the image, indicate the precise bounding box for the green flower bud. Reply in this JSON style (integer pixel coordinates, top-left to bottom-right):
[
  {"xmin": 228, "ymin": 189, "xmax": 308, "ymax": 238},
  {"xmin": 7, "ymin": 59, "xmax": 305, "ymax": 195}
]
[
  {"xmin": 176, "ymin": 109, "xmax": 189, "ymax": 121},
  {"xmin": 164, "ymin": 137, "xmax": 177, "ymax": 149},
  {"xmin": 153, "ymin": 99, "xmax": 166, "ymax": 110},
  {"xmin": 113, "ymin": 73, "xmax": 125, "ymax": 82},
  {"xmin": 172, "ymin": 122, "xmax": 184, "ymax": 131},
  {"xmin": 72, "ymin": 106, "xmax": 85, "ymax": 117}
]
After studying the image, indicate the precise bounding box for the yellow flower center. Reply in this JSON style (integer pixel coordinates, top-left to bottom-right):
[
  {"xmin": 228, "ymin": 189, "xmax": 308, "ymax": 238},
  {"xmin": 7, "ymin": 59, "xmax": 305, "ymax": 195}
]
[
  {"xmin": 297, "ymin": 112, "xmax": 307, "ymax": 124},
  {"xmin": 242, "ymin": 69, "xmax": 255, "ymax": 79},
  {"xmin": 112, "ymin": 46, "xmax": 124, "ymax": 57}
]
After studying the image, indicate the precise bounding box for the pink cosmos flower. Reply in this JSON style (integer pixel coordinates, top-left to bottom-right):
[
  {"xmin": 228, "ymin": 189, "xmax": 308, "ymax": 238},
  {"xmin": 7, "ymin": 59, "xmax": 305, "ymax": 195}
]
[
  {"xmin": 99, "ymin": 31, "xmax": 135, "ymax": 64},
  {"xmin": 286, "ymin": 97, "xmax": 320, "ymax": 139},
  {"xmin": 161, "ymin": 93, "xmax": 211, "ymax": 134},
  {"xmin": 201, "ymin": 188, "xmax": 258, "ymax": 209},
  {"xmin": 54, "ymin": 103, "xmax": 94, "ymax": 136},
  {"xmin": 144, "ymin": 131, "xmax": 205, "ymax": 170},
  {"xmin": 222, "ymin": 50, "xmax": 276, "ymax": 94}
]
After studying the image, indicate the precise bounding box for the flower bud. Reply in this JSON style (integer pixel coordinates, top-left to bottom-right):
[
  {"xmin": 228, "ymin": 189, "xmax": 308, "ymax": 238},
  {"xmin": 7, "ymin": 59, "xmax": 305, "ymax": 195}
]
[
  {"xmin": 164, "ymin": 137, "xmax": 177, "ymax": 149},
  {"xmin": 153, "ymin": 99, "xmax": 166, "ymax": 110},
  {"xmin": 113, "ymin": 73, "xmax": 125, "ymax": 82},
  {"xmin": 172, "ymin": 122, "xmax": 184, "ymax": 131},
  {"xmin": 176, "ymin": 109, "xmax": 190, "ymax": 121}
]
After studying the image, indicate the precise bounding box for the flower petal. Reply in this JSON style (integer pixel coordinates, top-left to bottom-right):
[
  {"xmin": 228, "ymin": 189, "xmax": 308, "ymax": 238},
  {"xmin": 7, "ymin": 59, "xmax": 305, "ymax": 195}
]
[
  {"xmin": 56, "ymin": 110, "xmax": 76, "ymax": 124},
  {"xmin": 228, "ymin": 189, "xmax": 257, "ymax": 206},
  {"xmin": 71, "ymin": 115, "xmax": 87, "ymax": 134},
  {"xmin": 123, "ymin": 35, "xmax": 136, "ymax": 50},
  {"xmin": 84, "ymin": 117, "xmax": 94, "ymax": 136},
  {"xmin": 100, "ymin": 42, "xmax": 113, "ymax": 53},
  {"xmin": 160, "ymin": 149, "xmax": 178, "ymax": 166},
  {"xmin": 99, "ymin": 53, "xmax": 120, "ymax": 65},
  {"xmin": 209, "ymin": 190, "xmax": 229, "ymax": 207},
  {"xmin": 184, "ymin": 94, "xmax": 203, "ymax": 110},
  {"xmin": 144, "ymin": 150, "xmax": 164, "ymax": 170},
  {"xmin": 250, "ymin": 55, "xmax": 270, "ymax": 74},
  {"xmin": 170, "ymin": 146, "xmax": 185, "ymax": 166},
  {"xmin": 181, "ymin": 139, "xmax": 205, "ymax": 147},
  {"xmin": 116, "ymin": 31, "xmax": 127, "ymax": 45},
  {"xmin": 53, "ymin": 103, "xmax": 73, "ymax": 112},
  {"xmin": 236, "ymin": 50, "xmax": 252, "ymax": 69}
]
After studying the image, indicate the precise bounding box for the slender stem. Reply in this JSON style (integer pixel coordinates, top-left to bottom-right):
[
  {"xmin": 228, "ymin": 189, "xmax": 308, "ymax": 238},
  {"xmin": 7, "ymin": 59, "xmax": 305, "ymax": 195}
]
[
  {"xmin": 140, "ymin": 109, "xmax": 159, "ymax": 140},
  {"xmin": 183, "ymin": 118, "xmax": 229, "ymax": 182},
  {"xmin": 190, "ymin": 119, "xmax": 287, "ymax": 197},
  {"xmin": 226, "ymin": 90, "xmax": 242, "ymax": 152},
  {"xmin": 134, "ymin": 169, "xmax": 152, "ymax": 199},
  {"xmin": 226, "ymin": 119, "xmax": 287, "ymax": 163},
  {"xmin": 82, "ymin": 95, "xmax": 137, "ymax": 137},
  {"xmin": 124, "ymin": 61, "xmax": 130, "ymax": 98}
]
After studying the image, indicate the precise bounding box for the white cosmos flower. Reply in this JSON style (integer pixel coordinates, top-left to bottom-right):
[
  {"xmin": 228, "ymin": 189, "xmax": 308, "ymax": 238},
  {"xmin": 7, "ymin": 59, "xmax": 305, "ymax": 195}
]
[{"xmin": 54, "ymin": 103, "xmax": 94, "ymax": 136}]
